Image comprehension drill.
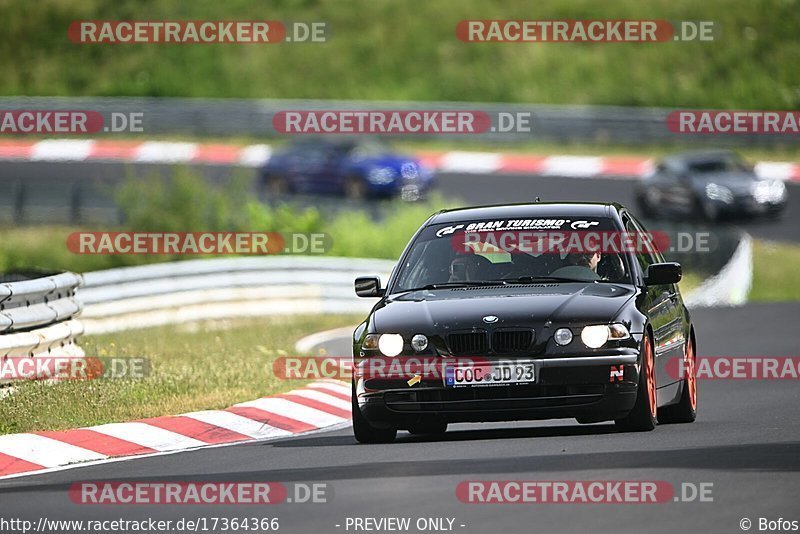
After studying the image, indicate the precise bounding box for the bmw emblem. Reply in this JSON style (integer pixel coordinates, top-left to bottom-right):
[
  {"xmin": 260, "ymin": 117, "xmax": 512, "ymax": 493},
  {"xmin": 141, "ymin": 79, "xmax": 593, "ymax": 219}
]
[{"xmin": 483, "ymin": 315, "xmax": 499, "ymax": 324}]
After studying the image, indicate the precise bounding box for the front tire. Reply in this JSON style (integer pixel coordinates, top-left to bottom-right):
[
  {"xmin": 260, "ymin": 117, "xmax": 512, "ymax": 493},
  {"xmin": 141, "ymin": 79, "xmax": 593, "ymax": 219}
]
[
  {"xmin": 352, "ymin": 383, "xmax": 397, "ymax": 444},
  {"xmin": 616, "ymin": 333, "xmax": 657, "ymax": 432},
  {"xmin": 636, "ymin": 190, "xmax": 658, "ymax": 220},
  {"xmin": 658, "ymin": 334, "xmax": 697, "ymax": 424},
  {"xmin": 696, "ymin": 197, "xmax": 719, "ymax": 222}
]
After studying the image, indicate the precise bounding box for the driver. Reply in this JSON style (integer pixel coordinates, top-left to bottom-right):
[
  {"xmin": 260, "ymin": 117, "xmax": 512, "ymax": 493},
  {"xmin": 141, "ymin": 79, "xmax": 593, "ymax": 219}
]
[
  {"xmin": 448, "ymin": 253, "xmax": 492, "ymax": 282},
  {"xmin": 549, "ymin": 250, "xmax": 602, "ymax": 281},
  {"xmin": 569, "ymin": 251, "xmax": 601, "ymax": 272}
]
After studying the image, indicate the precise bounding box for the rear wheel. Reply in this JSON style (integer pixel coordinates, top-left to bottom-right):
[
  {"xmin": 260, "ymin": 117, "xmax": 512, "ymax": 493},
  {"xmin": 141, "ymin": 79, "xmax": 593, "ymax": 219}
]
[
  {"xmin": 615, "ymin": 334, "xmax": 657, "ymax": 432},
  {"xmin": 264, "ymin": 174, "xmax": 289, "ymax": 197},
  {"xmin": 352, "ymin": 383, "xmax": 397, "ymax": 444},
  {"xmin": 344, "ymin": 176, "xmax": 367, "ymax": 200},
  {"xmin": 658, "ymin": 334, "xmax": 697, "ymax": 424}
]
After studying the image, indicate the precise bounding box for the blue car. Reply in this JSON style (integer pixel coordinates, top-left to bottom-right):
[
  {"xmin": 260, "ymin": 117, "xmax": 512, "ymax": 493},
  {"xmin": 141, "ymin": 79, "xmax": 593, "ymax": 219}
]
[{"xmin": 260, "ymin": 138, "xmax": 435, "ymax": 200}]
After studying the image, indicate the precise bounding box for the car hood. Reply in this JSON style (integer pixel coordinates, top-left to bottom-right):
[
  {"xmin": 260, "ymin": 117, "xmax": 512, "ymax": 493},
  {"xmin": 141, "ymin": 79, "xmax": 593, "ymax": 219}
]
[
  {"xmin": 355, "ymin": 154, "xmax": 420, "ymax": 169},
  {"xmin": 692, "ymin": 171, "xmax": 758, "ymax": 195},
  {"xmin": 372, "ymin": 283, "xmax": 636, "ymax": 334}
]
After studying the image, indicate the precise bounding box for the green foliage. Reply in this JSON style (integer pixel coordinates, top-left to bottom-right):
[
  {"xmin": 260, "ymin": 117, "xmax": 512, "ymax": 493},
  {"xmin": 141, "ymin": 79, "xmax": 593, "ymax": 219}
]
[
  {"xmin": 116, "ymin": 167, "xmax": 246, "ymax": 232},
  {"xmin": 0, "ymin": 0, "xmax": 797, "ymax": 108},
  {"xmin": 0, "ymin": 169, "xmax": 453, "ymax": 271},
  {"xmin": 750, "ymin": 240, "xmax": 800, "ymax": 301}
]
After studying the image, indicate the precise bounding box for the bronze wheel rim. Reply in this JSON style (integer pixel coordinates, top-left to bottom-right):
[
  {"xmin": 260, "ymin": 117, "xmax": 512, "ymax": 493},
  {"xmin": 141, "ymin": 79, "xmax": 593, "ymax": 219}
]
[
  {"xmin": 686, "ymin": 340, "xmax": 697, "ymax": 410},
  {"xmin": 645, "ymin": 336, "xmax": 657, "ymax": 418}
]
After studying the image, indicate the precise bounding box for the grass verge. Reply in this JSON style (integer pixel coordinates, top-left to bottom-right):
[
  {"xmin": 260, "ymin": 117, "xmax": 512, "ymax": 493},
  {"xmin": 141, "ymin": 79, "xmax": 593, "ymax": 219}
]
[
  {"xmin": 0, "ymin": 314, "xmax": 360, "ymax": 435},
  {"xmin": 750, "ymin": 240, "xmax": 800, "ymax": 302}
]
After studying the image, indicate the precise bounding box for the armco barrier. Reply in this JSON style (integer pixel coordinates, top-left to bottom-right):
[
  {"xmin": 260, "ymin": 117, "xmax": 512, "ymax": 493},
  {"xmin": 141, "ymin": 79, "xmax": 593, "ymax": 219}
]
[
  {"xmin": 683, "ymin": 233, "xmax": 753, "ymax": 308},
  {"xmin": 0, "ymin": 271, "xmax": 84, "ymax": 384},
  {"xmin": 78, "ymin": 256, "xmax": 395, "ymax": 334},
  {"xmin": 0, "ymin": 96, "xmax": 797, "ymax": 147}
]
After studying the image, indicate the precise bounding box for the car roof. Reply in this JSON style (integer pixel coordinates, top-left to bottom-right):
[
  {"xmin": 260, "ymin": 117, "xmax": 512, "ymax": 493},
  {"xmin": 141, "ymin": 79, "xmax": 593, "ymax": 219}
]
[
  {"xmin": 429, "ymin": 202, "xmax": 621, "ymax": 224},
  {"xmin": 661, "ymin": 150, "xmax": 740, "ymax": 165},
  {"xmin": 284, "ymin": 137, "xmax": 385, "ymax": 149}
]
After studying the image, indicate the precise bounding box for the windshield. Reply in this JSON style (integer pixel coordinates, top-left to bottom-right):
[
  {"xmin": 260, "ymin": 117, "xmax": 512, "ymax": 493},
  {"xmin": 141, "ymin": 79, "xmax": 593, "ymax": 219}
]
[
  {"xmin": 687, "ymin": 154, "xmax": 751, "ymax": 174},
  {"xmin": 349, "ymin": 139, "xmax": 391, "ymax": 158},
  {"xmin": 391, "ymin": 216, "xmax": 636, "ymax": 293}
]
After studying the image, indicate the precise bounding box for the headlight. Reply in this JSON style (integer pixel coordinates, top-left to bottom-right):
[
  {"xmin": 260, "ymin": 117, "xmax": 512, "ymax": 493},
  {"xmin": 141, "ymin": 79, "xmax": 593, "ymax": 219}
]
[
  {"xmin": 705, "ymin": 183, "xmax": 734, "ymax": 204},
  {"xmin": 411, "ymin": 334, "xmax": 428, "ymax": 352},
  {"xmin": 554, "ymin": 328, "xmax": 573, "ymax": 346},
  {"xmin": 752, "ymin": 179, "xmax": 786, "ymax": 203},
  {"xmin": 367, "ymin": 167, "xmax": 396, "ymax": 184},
  {"xmin": 377, "ymin": 334, "xmax": 404, "ymax": 357},
  {"xmin": 401, "ymin": 162, "xmax": 419, "ymax": 180},
  {"xmin": 581, "ymin": 325, "xmax": 610, "ymax": 349},
  {"xmin": 581, "ymin": 324, "xmax": 630, "ymax": 349}
]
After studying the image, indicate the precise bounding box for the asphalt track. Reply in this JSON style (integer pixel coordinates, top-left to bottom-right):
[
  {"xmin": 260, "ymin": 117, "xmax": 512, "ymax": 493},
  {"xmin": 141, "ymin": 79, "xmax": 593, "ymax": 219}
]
[
  {"xmin": 1, "ymin": 160, "xmax": 799, "ymax": 243},
  {"xmin": 1, "ymin": 303, "xmax": 798, "ymax": 534},
  {"xmin": 1, "ymin": 160, "xmax": 798, "ymax": 533}
]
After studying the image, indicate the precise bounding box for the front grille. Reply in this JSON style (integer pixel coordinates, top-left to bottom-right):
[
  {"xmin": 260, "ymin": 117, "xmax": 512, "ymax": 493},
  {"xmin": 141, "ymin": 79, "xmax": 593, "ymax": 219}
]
[
  {"xmin": 383, "ymin": 384, "xmax": 605, "ymax": 412},
  {"xmin": 447, "ymin": 332, "xmax": 487, "ymax": 355},
  {"xmin": 492, "ymin": 329, "xmax": 534, "ymax": 353}
]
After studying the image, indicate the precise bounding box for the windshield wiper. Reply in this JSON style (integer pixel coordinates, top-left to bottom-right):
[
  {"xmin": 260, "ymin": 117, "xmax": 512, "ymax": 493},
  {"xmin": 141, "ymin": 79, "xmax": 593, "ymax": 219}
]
[
  {"xmin": 493, "ymin": 276, "xmax": 595, "ymax": 284},
  {"xmin": 403, "ymin": 281, "xmax": 509, "ymax": 291}
]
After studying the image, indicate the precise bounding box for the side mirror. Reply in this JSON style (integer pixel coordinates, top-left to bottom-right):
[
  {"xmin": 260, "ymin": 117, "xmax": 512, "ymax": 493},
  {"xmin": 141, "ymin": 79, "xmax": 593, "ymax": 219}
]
[
  {"xmin": 355, "ymin": 276, "xmax": 384, "ymax": 298},
  {"xmin": 644, "ymin": 262, "xmax": 682, "ymax": 286}
]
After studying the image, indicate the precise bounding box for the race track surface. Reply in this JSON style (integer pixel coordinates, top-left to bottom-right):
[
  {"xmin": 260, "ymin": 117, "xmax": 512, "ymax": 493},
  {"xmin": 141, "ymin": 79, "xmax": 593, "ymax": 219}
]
[
  {"xmin": 1, "ymin": 303, "xmax": 798, "ymax": 534},
  {"xmin": 1, "ymin": 161, "xmax": 799, "ymax": 243}
]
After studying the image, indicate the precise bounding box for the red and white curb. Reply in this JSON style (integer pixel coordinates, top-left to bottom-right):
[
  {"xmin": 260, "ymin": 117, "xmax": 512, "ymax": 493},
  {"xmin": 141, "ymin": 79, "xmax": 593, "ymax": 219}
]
[
  {"xmin": 1, "ymin": 139, "xmax": 798, "ymax": 181},
  {"xmin": 0, "ymin": 380, "xmax": 350, "ymax": 480}
]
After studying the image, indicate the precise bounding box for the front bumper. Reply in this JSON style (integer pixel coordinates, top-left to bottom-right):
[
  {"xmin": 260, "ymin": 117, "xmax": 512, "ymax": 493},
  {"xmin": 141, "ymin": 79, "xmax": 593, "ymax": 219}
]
[
  {"xmin": 356, "ymin": 354, "xmax": 640, "ymax": 428},
  {"xmin": 716, "ymin": 196, "xmax": 786, "ymax": 216},
  {"xmin": 366, "ymin": 176, "xmax": 434, "ymax": 200}
]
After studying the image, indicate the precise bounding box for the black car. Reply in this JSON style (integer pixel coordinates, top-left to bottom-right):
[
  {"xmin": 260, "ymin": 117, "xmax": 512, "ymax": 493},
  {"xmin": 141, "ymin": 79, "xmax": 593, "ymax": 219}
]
[
  {"xmin": 635, "ymin": 150, "xmax": 787, "ymax": 221},
  {"xmin": 351, "ymin": 202, "xmax": 697, "ymax": 443}
]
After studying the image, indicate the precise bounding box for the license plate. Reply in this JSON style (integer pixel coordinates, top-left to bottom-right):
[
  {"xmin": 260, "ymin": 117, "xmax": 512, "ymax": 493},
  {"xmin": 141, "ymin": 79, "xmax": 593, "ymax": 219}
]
[{"xmin": 444, "ymin": 361, "xmax": 535, "ymax": 388}]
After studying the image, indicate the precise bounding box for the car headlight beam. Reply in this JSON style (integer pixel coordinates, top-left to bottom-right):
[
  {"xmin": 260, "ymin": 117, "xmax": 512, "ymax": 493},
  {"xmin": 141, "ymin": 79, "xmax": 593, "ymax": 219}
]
[
  {"xmin": 581, "ymin": 325, "xmax": 610, "ymax": 349},
  {"xmin": 705, "ymin": 183, "xmax": 734, "ymax": 204},
  {"xmin": 367, "ymin": 167, "xmax": 396, "ymax": 185},
  {"xmin": 377, "ymin": 333, "xmax": 404, "ymax": 357}
]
